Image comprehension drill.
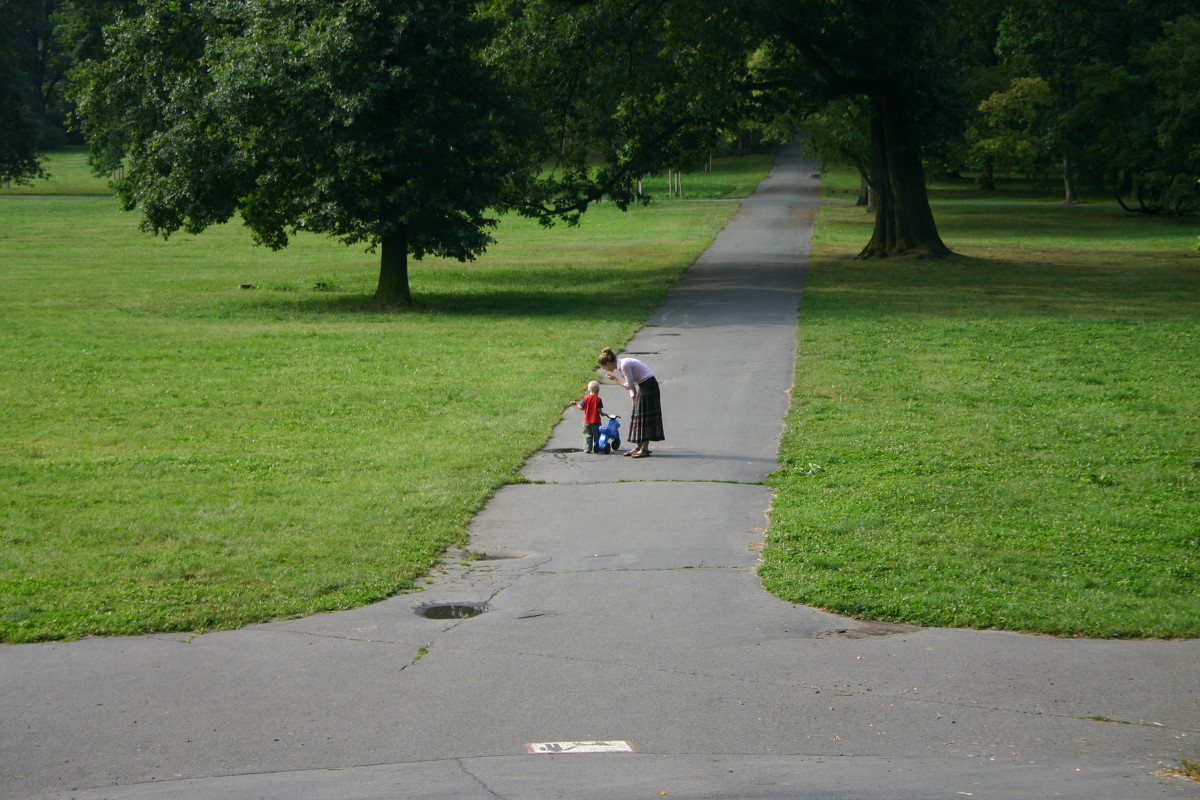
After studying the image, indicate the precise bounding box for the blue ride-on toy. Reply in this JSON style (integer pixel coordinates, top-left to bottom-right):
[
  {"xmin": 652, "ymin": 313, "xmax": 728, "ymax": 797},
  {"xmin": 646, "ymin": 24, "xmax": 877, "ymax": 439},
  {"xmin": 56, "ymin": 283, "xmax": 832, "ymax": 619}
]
[{"xmin": 596, "ymin": 415, "xmax": 621, "ymax": 454}]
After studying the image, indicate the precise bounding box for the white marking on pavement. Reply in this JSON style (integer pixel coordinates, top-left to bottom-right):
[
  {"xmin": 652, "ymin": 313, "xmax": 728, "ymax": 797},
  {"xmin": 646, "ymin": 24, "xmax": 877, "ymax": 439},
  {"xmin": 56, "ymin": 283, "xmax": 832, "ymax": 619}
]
[{"xmin": 525, "ymin": 740, "xmax": 635, "ymax": 754}]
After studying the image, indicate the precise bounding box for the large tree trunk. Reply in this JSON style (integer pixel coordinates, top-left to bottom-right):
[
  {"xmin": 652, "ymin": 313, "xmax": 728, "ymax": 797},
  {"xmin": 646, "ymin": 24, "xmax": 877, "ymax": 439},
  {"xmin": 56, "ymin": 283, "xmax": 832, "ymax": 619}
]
[
  {"xmin": 375, "ymin": 227, "xmax": 412, "ymax": 306},
  {"xmin": 857, "ymin": 96, "xmax": 951, "ymax": 259}
]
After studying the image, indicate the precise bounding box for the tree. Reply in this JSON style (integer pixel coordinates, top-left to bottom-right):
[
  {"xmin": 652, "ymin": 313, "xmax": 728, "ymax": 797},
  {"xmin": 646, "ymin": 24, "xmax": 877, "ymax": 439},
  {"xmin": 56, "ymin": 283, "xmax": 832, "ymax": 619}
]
[
  {"xmin": 1134, "ymin": 15, "xmax": 1200, "ymax": 215},
  {"xmin": 967, "ymin": 76, "xmax": 1054, "ymax": 188},
  {"xmin": 485, "ymin": 0, "xmax": 761, "ymax": 222},
  {"xmin": 800, "ymin": 98, "xmax": 873, "ymax": 206},
  {"xmin": 493, "ymin": 0, "xmax": 966, "ymax": 259},
  {"xmin": 997, "ymin": 0, "xmax": 1197, "ymax": 208},
  {"xmin": 0, "ymin": 0, "xmax": 45, "ymax": 183},
  {"xmin": 758, "ymin": 1, "xmax": 965, "ymax": 258},
  {"xmin": 948, "ymin": 0, "xmax": 1022, "ymax": 192},
  {"xmin": 72, "ymin": 0, "xmax": 535, "ymax": 305},
  {"xmin": 1070, "ymin": 13, "xmax": 1200, "ymax": 216},
  {"xmin": 55, "ymin": 0, "xmax": 140, "ymax": 66},
  {"xmin": 53, "ymin": 0, "xmax": 139, "ymax": 144}
]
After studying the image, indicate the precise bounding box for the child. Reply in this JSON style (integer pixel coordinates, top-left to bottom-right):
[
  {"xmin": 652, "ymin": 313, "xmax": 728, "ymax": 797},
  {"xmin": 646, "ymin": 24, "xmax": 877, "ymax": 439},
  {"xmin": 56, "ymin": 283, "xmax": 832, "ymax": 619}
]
[{"xmin": 572, "ymin": 381, "xmax": 605, "ymax": 453}]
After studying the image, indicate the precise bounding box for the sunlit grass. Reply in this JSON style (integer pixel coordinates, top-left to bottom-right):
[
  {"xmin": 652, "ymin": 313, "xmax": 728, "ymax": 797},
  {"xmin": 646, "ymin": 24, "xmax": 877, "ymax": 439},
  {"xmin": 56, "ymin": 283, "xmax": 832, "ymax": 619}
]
[
  {"xmin": 762, "ymin": 167, "xmax": 1200, "ymax": 638},
  {"xmin": 0, "ymin": 152, "xmax": 753, "ymax": 642},
  {"xmin": 2, "ymin": 146, "xmax": 111, "ymax": 195},
  {"xmin": 9, "ymin": 149, "xmax": 1197, "ymax": 642}
]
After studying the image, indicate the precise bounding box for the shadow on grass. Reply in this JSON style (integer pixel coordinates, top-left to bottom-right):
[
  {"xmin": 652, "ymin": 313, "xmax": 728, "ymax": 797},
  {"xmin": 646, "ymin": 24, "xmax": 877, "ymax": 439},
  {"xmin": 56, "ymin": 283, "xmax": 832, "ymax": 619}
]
[
  {"xmin": 223, "ymin": 265, "xmax": 685, "ymax": 320},
  {"xmin": 807, "ymin": 252, "xmax": 1200, "ymax": 321},
  {"xmin": 816, "ymin": 199, "xmax": 1199, "ymax": 321},
  {"xmin": 936, "ymin": 205, "xmax": 1200, "ymax": 247},
  {"xmin": 926, "ymin": 173, "xmax": 1109, "ymax": 204}
]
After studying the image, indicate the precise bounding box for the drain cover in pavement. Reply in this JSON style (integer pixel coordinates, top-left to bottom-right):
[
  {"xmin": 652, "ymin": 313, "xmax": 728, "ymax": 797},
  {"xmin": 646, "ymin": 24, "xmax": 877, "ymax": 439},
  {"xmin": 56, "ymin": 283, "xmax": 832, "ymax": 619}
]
[
  {"xmin": 813, "ymin": 622, "xmax": 922, "ymax": 639},
  {"xmin": 416, "ymin": 602, "xmax": 488, "ymax": 620}
]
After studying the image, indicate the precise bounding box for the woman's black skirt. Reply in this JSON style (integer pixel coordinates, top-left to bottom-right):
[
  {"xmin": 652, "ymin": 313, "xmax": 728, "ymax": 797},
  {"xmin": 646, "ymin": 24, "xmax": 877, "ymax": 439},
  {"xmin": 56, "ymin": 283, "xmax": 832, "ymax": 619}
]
[{"xmin": 628, "ymin": 376, "xmax": 665, "ymax": 443}]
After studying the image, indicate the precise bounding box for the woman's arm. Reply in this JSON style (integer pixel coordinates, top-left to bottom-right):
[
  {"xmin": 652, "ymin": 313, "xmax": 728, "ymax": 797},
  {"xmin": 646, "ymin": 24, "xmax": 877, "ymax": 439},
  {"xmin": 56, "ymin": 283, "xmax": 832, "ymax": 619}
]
[{"xmin": 616, "ymin": 359, "xmax": 640, "ymax": 400}]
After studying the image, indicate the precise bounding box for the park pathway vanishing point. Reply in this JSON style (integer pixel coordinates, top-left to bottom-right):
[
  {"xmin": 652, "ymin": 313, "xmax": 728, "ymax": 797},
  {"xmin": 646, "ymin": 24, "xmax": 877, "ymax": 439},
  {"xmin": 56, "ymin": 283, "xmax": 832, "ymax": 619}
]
[{"xmin": 2, "ymin": 144, "xmax": 1198, "ymax": 800}]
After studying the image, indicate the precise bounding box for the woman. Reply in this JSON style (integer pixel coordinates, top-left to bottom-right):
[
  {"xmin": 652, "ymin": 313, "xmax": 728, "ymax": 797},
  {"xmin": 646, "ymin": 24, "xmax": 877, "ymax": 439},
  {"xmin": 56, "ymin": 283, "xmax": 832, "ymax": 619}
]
[{"xmin": 597, "ymin": 346, "xmax": 664, "ymax": 458}]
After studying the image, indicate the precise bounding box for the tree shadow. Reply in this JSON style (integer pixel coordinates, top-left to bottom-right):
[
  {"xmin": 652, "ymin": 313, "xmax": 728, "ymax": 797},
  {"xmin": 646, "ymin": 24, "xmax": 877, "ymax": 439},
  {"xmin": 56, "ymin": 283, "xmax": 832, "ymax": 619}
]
[
  {"xmin": 228, "ymin": 265, "xmax": 686, "ymax": 320},
  {"xmin": 805, "ymin": 250, "xmax": 1199, "ymax": 322}
]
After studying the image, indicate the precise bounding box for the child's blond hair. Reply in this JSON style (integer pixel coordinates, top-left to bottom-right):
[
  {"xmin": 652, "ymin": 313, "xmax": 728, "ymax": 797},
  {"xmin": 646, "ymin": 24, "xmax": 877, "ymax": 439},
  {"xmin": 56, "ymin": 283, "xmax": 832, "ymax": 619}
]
[{"xmin": 586, "ymin": 380, "xmax": 600, "ymax": 394}]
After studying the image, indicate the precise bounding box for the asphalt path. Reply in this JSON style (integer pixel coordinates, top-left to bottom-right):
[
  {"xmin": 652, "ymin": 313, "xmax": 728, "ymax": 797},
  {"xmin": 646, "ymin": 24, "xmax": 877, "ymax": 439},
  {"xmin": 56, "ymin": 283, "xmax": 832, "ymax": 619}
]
[{"xmin": 3, "ymin": 145, "xmax": 1197, "ymax": 799}]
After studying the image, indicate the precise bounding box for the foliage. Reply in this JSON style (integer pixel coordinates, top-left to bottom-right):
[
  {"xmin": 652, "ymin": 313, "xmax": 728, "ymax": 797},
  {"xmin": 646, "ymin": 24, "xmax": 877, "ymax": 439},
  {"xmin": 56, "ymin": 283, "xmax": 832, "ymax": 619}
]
[
  {"xmin": 0, "ymin": 0, "xmax": 137, "ymax": 150},
  {"xmin": 54, "ymin": 0, "xmax": 139, "ymax": 66},
  {"xmin": 486, "ymin": 0, "xmax": 763, "ymax": 220},
  {"xmin": 2, "ymin": 0, "xmax": 63, "ymax": 147},
  {"xmin": 799, "ymin": 98, "xmax": 871, "ymax": 180},
  {"xmin": 968, "ymin": 76, "xmax": 1053, "ymax": 177},
  {"xmin": 493, "ymin": 0, "xmax": 966, "ymax": 257},
  {"xmin": 1133, "ymin": 15, "xmax": 1200, "ymax": 215},
  {"xmin": 997, "ymin": 1, "xmax": 1200, "ymax": 214},
  {"xmin": 0, "ymin": 0, "xmax": 46, "ymax": 183},
  {"xmin": 71, "ymin": 0, "xmax": 537, "ymax": 304},
  {"xmin": 759, "ymin": 0, "xmax": 967, "ymax": 256},
  {"xmin": 8, "ymin": 0, "xmax": 1199, "ymax": 259}
]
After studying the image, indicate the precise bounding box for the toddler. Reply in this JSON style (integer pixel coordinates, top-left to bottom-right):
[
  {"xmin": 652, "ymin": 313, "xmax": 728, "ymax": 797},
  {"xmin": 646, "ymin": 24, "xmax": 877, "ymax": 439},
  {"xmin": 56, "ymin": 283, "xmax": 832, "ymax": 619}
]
[{"xmin": 572, "ymin": 381, "xmax": 605, "ymax": 453}]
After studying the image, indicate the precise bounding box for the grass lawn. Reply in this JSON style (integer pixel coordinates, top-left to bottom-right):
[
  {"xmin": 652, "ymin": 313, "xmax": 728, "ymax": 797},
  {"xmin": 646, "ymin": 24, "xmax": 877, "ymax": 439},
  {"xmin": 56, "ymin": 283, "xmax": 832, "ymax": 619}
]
[
  {"xmin": 0, "ymin": 150, "xmax": 748, "ymax": 642},
  {"xmin": 635, "ymin": 154, "xmax": 776, "ymax": 199},
  {"xmin": 761, "ymin": 167, "xmax": 1200, "ymax": 639},
  {"xmin": 5, "ymin": 150, "xmax": 1198, "ymax": 643}
]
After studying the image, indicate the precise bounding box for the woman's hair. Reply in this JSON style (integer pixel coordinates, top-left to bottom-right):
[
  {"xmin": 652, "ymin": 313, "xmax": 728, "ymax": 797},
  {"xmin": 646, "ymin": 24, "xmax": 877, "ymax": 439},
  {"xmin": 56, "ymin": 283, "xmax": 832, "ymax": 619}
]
[{"xmin": 596, "ymin": 347, "xmax": 617, "ymax": 368}]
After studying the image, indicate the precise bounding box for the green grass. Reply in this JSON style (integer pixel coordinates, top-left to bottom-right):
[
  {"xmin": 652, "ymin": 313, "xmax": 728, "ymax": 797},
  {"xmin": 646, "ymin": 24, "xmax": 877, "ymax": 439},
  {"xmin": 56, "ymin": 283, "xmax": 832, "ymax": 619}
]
[
  {"xmin": 635, "ymin": 154, "xmax": 777, "ymax": 199},
  {"xmin": 761, "ymin": 167, "xmax": 1200, "ymax": 639},
  {"xmin": 3, "ymin": 145, "xmax": 113, "ymax": 195},
  {"xmin": 7, "ymin": 150, "xmax": 1199, "ymax": 642},
  {"xmin": 0, "ymin": 151, "xmax": 750, "ymax": 642},
  {"xmin": 819, "ymin": 163, "xmax": 1119, "ymax": 205}
]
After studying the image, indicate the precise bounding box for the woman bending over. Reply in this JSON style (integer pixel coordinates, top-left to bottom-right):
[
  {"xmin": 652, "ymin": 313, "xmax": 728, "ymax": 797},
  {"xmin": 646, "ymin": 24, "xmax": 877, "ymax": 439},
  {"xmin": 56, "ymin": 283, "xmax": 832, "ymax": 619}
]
[{"xmin": 597, "ymin": 346, "xmax": 664, "ymax": 458}]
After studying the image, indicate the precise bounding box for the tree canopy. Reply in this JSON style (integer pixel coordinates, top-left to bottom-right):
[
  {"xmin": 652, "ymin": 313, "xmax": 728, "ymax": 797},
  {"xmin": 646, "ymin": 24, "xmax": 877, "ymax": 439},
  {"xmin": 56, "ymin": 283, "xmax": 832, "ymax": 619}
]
[
  {"xmin": 35, "ymin": 0, "xmax": 1200, "ymax": 300},
  {"xmin": 72, "ymin": 0, "xmax": 535, "ymax": 304},
  {"xmin": 0, "ymin": 0, "xmax": 45, "ymax": 184},
  {"xmin": 993, "ymin": 0, "xmax": 1200, "ymax": 211},
  {"xmin": 490, "ymin": 0, "xmax": 969, "ymax": 258}
]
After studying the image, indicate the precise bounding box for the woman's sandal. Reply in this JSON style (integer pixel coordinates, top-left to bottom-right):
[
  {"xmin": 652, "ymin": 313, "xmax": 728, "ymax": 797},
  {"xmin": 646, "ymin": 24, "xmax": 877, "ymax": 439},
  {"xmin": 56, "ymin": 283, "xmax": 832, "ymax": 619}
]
[{"xmin": 630, "ymin": 450, "xmax": 651, "ymax": 458}]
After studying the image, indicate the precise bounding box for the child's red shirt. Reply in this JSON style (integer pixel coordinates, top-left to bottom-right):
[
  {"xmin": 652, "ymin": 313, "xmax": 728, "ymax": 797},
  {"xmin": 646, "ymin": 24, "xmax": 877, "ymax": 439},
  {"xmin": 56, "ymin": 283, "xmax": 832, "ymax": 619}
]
[{"xmin": 580, "ymin": 395, "xmax": 603, "ymax": 425}]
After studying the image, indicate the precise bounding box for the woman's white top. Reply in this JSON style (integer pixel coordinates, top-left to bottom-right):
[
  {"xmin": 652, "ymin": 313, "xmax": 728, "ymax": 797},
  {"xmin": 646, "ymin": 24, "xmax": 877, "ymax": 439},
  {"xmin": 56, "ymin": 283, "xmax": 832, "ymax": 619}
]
[{"xmin": 616, "ymin": 357, "xmax": 654, "ymax": 399}]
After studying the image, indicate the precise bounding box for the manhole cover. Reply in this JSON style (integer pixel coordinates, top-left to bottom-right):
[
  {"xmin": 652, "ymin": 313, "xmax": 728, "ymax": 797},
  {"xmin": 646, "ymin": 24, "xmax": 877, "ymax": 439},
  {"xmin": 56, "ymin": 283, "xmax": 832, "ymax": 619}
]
[
  {"xmin": 416, "ymin": 602, "xmax": 488, "ymax": 620},
  {"xmin": 813, "ymin": 622, "xmax": 922, "ymax": 639},
  {"xmin": 470, "ymin": 550, "xmax": 526, "ymax": 561}
]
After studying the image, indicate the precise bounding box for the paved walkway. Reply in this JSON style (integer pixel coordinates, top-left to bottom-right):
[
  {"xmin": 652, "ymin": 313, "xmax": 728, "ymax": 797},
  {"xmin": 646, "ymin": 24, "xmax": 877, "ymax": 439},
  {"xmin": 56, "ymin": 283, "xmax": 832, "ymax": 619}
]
[{"xmin": 3, "ymin": 146, "xmax": 1198, "ymax": 799}]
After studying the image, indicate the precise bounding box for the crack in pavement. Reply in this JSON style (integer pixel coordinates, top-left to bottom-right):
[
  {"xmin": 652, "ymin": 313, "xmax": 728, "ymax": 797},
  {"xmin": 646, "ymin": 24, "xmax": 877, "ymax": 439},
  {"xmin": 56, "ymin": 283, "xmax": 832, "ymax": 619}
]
[{"xmin": 455, "ymin": 759, "xmax": 506, "ymax": 799}]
